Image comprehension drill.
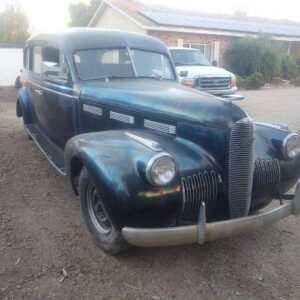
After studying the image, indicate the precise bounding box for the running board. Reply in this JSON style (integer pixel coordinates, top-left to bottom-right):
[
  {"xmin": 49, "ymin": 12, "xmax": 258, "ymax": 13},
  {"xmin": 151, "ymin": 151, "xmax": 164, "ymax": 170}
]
[{"xmin": 25, "ymin": 124, "xmax": 66, "ymax": 175}]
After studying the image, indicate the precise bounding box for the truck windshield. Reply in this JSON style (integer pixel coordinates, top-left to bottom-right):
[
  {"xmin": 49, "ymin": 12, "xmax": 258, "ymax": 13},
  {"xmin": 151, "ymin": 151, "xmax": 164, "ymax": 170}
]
[
  {"xmin": 170, "ymin": 49, "xmax": 211, "ymax": 67},
  {"xmin": 74, "ymin": 48, "xmax": 175, "ymax": 80}
]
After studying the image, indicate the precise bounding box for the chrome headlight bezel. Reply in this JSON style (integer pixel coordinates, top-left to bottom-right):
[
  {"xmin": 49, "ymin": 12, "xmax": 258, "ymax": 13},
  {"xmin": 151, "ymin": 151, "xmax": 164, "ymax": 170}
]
[
  {"xmin": 146, "ymin": 153, "xmax": 177, "ymax": 186},
  {"xmin": 281, "ymin": 133, "xmax": 300, "ymax": 159}
]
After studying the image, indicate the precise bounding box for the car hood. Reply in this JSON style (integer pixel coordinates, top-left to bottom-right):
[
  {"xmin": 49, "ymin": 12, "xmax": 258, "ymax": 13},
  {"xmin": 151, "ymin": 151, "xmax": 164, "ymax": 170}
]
[
  {"xmin": 176, "ymin": 65, "xmax": 234, "ymax": 79},
  {"xmin": 79, "ymin": 79, "xmax": 247, "ymax": 129}
]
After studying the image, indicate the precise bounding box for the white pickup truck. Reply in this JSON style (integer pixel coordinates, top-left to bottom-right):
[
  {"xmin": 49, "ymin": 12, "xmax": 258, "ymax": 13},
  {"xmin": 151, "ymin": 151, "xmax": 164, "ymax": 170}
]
[{"xmin": 169, "ymin": 47, "xmax": 243, "ymax": 100}]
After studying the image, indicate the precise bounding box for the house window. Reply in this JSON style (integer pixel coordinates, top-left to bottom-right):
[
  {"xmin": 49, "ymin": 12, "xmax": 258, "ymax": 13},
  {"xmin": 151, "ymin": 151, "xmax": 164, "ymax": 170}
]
[{"xmin": 183, "ymin": 43, "xmax": 213, "ymax": 62}]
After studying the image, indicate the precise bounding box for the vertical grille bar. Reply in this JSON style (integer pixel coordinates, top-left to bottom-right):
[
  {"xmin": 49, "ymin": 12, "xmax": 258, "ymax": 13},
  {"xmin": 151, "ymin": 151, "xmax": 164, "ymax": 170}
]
[
  {"xmin": 228, "ymin": 118, "xmax": 255, "ymax": 218},
  {"xmin": 253, "ymin": 159, "xmax": 281, "ymax": 194},
  {"xmin": 180, "ymin": 170, "xmax": 218, "ymax": 220}
]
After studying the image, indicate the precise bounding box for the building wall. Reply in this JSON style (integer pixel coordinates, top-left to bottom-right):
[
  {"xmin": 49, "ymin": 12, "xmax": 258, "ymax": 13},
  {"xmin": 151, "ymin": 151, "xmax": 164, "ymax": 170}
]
[
  {"xmin": 0, "ymin": 48, "xmax": 23, "ymax": 86},
  {"xmin": 148, "ymin": 30, "xmax": 236, "ymax": 67},
  {"xmin": 95, "ymin": 5, "xmax": 146, "ymax": 34}
]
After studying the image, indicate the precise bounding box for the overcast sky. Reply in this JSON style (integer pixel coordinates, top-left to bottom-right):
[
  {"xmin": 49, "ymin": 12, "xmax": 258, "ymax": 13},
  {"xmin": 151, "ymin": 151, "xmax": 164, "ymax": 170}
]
[{"xmin": 1, "ymin": 0, "xmax": 300, "ymax": 33}]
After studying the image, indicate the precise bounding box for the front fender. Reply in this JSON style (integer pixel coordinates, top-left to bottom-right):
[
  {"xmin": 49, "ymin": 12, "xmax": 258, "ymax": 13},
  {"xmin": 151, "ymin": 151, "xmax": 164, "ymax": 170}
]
[
  {"xmin": 65, "ymin": 130, "xmax": 221, "ymax": 229},
  {"xmin": 16, "ymin": 87, "xmax": 33, "ymax": 124},
  {"xmin": 254, "ymin": 123, "xmax": 300, "ymax": 192}
]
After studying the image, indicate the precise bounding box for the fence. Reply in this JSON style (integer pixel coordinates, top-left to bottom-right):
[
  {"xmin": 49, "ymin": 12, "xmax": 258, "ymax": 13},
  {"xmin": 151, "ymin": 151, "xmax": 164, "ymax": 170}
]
[{"xmin": 0, "ymin": 48, "xmax": 23, "ymax": 86}]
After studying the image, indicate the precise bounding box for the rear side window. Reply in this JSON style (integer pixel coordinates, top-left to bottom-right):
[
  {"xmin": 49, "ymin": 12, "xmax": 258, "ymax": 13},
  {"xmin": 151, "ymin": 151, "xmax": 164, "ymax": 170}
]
[
  {"xmin": 42, "ymin": 46, "xmax": 69, "ymax": 85},
  {"xmin": 24, "ymin": 47, "xmax": 30, "ymax": 69},
  {"xmin": 32, "ymin": 46, "xmax": 42, "ymax": 74}
]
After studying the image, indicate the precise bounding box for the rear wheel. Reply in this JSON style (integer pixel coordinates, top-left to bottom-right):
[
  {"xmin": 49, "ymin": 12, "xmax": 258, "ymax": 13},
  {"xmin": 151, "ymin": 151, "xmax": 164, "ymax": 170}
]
[{"xmin": 79, "ymin": 167, "xmax": 130, "ymax": 255}]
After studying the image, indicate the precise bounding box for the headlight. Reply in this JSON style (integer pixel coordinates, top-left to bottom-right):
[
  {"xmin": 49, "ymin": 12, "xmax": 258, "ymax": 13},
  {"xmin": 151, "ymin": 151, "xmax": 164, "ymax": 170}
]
[
  {"xmin": 146, "ymin": 153, "xmax": 176, "ymax": 186},
  {"xmin": 181, "ymin": 78, "xmax": 195, "ymax": 88},
  {"xmin": 282, "ymin": 133, "xmax": 300, "ymax": 159},
  {"xmin": 231, "ymin": 75, "xmax": 237, "ymax": 88}
]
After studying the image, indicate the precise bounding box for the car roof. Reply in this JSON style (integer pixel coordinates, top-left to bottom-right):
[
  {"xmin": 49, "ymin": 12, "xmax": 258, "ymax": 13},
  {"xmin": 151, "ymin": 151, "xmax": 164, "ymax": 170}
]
[{"xmin": 27, "ymin": 28, "xmax": 169, "ymax": 55}]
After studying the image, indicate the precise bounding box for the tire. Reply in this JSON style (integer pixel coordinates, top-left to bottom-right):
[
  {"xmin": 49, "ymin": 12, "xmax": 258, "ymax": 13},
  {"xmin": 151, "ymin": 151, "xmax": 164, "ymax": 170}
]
[{"xmin": 79, "ymin": 167, "xmax": 130, "ymax": 255}]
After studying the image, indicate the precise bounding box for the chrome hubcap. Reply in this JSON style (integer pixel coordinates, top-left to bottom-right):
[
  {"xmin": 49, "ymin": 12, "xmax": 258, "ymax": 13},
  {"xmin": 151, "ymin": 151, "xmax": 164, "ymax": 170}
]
[{"xmin": 86, "ymin": 182, "xmax": 112, "ymax": 235}]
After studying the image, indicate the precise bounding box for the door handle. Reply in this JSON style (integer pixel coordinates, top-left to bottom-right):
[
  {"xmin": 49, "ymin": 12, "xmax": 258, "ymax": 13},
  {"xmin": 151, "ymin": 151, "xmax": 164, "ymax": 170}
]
[{"xmin": 34, "ymin": 89, "xmax": 44, "ymax": 95}]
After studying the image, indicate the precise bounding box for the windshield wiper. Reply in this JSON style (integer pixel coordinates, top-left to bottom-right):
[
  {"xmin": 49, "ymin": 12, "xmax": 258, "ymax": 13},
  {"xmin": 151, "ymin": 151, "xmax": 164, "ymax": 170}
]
[
  {"xmin": 82, "ymin": 75, "xmax": 133, "ymax": 81},
  {"xmin": 137, "ymin": 75, "xmax": 173, "ymax": 81},
  {"xmin": 193, "ymin": 63, "xmax": 211, "ymax": 66}
]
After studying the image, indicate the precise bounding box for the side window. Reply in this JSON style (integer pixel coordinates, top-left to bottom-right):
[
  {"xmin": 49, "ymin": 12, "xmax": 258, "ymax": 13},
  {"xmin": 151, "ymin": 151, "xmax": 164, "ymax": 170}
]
[
  {"xmin": 32, "ymin": 46, "xmax": 42, "ymax": 74},
  {"xmin": 24, "ymin": 47, "xmax": 30, "ymax": 69},
  {"xmin": 42, "ymin": 46, "xmax": 70, "ymax": 85}
]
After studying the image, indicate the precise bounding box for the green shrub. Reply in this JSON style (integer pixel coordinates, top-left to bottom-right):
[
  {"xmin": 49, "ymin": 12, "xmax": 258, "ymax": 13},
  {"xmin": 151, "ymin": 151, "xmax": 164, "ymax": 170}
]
[
  {"xmin": 225, "ymin": 36, "xmax": 280, "ymax": 82},
  {"xmin": 236, "ymin": 76, "xmax": 246, "ymax": 89},
  {"xmin": 290, "ymin": 76, "xmax": 300, "ymax": 86},
  {"xmin": 272, "ymin": 77, "xmax": 282, "ymax": 85},
  {"xmin": 244, "ymin": 72, "xmax": 265, "ymax": 90},
  {"xmin": 281, "ymin": 55, "xmax": 299, "ymax": 80}
]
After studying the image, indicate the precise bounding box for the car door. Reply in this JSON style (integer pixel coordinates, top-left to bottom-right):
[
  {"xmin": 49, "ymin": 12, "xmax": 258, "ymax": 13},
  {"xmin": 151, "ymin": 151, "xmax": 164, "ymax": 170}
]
[
  {"xmin": 41, "ymin": 45, "xmax": 75, "ymax": 148},
  {"xmin": 28, "ymin": 44, "xmax": 48, "ymax": 132}
]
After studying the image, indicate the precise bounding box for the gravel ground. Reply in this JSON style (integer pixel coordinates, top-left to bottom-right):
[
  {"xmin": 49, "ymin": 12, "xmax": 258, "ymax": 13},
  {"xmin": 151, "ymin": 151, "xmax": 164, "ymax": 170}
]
[{"xmin": 0, "ymin": 86, "xmax": 299, "ymax": 300}]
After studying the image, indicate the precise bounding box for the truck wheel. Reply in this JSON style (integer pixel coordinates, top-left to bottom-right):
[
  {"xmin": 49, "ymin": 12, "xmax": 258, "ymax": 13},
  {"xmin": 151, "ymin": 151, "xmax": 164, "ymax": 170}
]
[{"xmin": 79, "ymin": 167, "xmax": 130, "ymax": 255}]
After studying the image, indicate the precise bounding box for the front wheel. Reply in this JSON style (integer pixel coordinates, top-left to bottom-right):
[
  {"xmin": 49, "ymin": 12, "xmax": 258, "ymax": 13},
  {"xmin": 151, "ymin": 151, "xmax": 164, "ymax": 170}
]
[{"xmin": 79, "ymin": 167, "xmax": 130, "ymax": 255}]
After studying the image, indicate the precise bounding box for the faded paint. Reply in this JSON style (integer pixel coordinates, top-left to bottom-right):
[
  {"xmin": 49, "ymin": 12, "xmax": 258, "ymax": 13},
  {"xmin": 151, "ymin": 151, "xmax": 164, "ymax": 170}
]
[{"xmin": 0, "ymin": 48, "xmax": 23, "ymax": 86}]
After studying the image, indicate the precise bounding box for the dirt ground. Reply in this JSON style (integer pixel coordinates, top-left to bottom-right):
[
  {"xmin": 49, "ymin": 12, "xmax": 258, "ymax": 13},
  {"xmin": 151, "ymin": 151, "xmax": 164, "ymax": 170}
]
[{"xmin": 0, "ymin": 86, "xmax": 299, "ymax": 300}]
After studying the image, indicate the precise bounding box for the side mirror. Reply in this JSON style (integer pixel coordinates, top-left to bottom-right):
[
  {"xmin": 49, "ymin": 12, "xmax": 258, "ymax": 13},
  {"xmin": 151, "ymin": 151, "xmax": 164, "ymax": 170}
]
[
  {"xmin": 179, "ymin": 70, "xmax": 188, "ymax": 77},
  {"xmin": 212, "ymin": 60, "xmax": 218, "ymax": 67}
]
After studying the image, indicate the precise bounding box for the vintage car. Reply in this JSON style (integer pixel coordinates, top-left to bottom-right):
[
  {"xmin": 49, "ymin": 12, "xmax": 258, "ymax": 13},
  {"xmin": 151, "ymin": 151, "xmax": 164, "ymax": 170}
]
[{"xmin": 17, "ymin": 29, "xmax": 300, "ymax": 255}]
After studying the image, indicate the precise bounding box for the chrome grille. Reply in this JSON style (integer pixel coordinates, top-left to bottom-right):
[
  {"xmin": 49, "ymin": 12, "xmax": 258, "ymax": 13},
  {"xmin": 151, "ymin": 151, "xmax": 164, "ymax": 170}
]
[
  {"xmin": 196, "ymin": 76, "xmax": 231, "ymax": 90},
  {"xmin": 228, "ymin": 118, "xmax": 255, "ymax": 218},
  {"xmin": 180, "ymin": 170, "xmax": 218, "ymax": 219},
  {"xmin": 253, "ymin": 159, "xmax": 281, "ymax": 193}
]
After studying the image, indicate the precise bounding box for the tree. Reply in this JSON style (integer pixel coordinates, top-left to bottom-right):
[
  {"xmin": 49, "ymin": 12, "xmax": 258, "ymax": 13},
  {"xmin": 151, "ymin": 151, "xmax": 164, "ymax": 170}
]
[
  {"xmin": 69, "ymin": 0, "xmax": 102, "ymax": 27},
  {"xmin": 0, "ymin": 5, "xmax": 29, "ymax": 47}
]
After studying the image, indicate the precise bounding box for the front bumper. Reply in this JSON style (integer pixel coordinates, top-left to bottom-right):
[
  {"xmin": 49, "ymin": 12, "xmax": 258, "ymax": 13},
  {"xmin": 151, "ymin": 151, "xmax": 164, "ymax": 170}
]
[{"xmin": 122, "ymin": 180, "xmax": 300, "ymax": 247}]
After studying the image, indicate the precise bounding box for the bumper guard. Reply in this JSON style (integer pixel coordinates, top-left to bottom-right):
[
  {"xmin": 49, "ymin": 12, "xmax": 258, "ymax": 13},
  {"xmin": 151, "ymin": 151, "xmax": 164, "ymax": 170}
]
[{"xmin": 122, "ymin": 180, "xmax": 300, "ymax": 247}]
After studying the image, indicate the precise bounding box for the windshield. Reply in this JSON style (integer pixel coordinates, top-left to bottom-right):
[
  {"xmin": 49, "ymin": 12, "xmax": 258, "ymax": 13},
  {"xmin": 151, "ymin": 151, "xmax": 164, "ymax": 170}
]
[
  {"xmin": 74, "ymin": 48, "xmax": 175, "ymax": 80},
  {"xmin": 170, "ymin": 49, "xmax": 211, "ymax": 67}
]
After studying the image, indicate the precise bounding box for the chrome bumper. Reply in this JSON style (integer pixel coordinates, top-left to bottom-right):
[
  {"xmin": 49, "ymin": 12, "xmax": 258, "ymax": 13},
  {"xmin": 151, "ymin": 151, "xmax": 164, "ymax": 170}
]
[
  {"xmin": 122, "ymin": 180, "xmax": 300, "ymax": 247},
  {"xmin": 195, "ymin": 86, "xmax": 238, "ymax": 96}
]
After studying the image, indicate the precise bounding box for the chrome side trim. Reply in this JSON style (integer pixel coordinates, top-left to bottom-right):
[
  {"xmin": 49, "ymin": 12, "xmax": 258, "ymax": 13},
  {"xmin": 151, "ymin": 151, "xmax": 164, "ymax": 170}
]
[
  {"xmin": 255, "ymin": 122, "xmax": 289, "ymax": 131},
  {"xmin": 25, "ymin": 126, "xmax": 66, "ymax": 176},
  {"xmin": 144, "ymin": 119, "xmax": 176, "ymax": 135},
  {"xmin": 125, "ymin": 132, "xmax": 162, "ymax": 151},
  {"xmin": 83, "ymin": 104, "xmax": 103, "ymax": 116},
  {"xmin": 27, "ymin": 80, "xmax": 78, "ymax": 99},
  {"xmin": 110, "ymin": 111, "xmax": 135, "ymax": 124}
]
